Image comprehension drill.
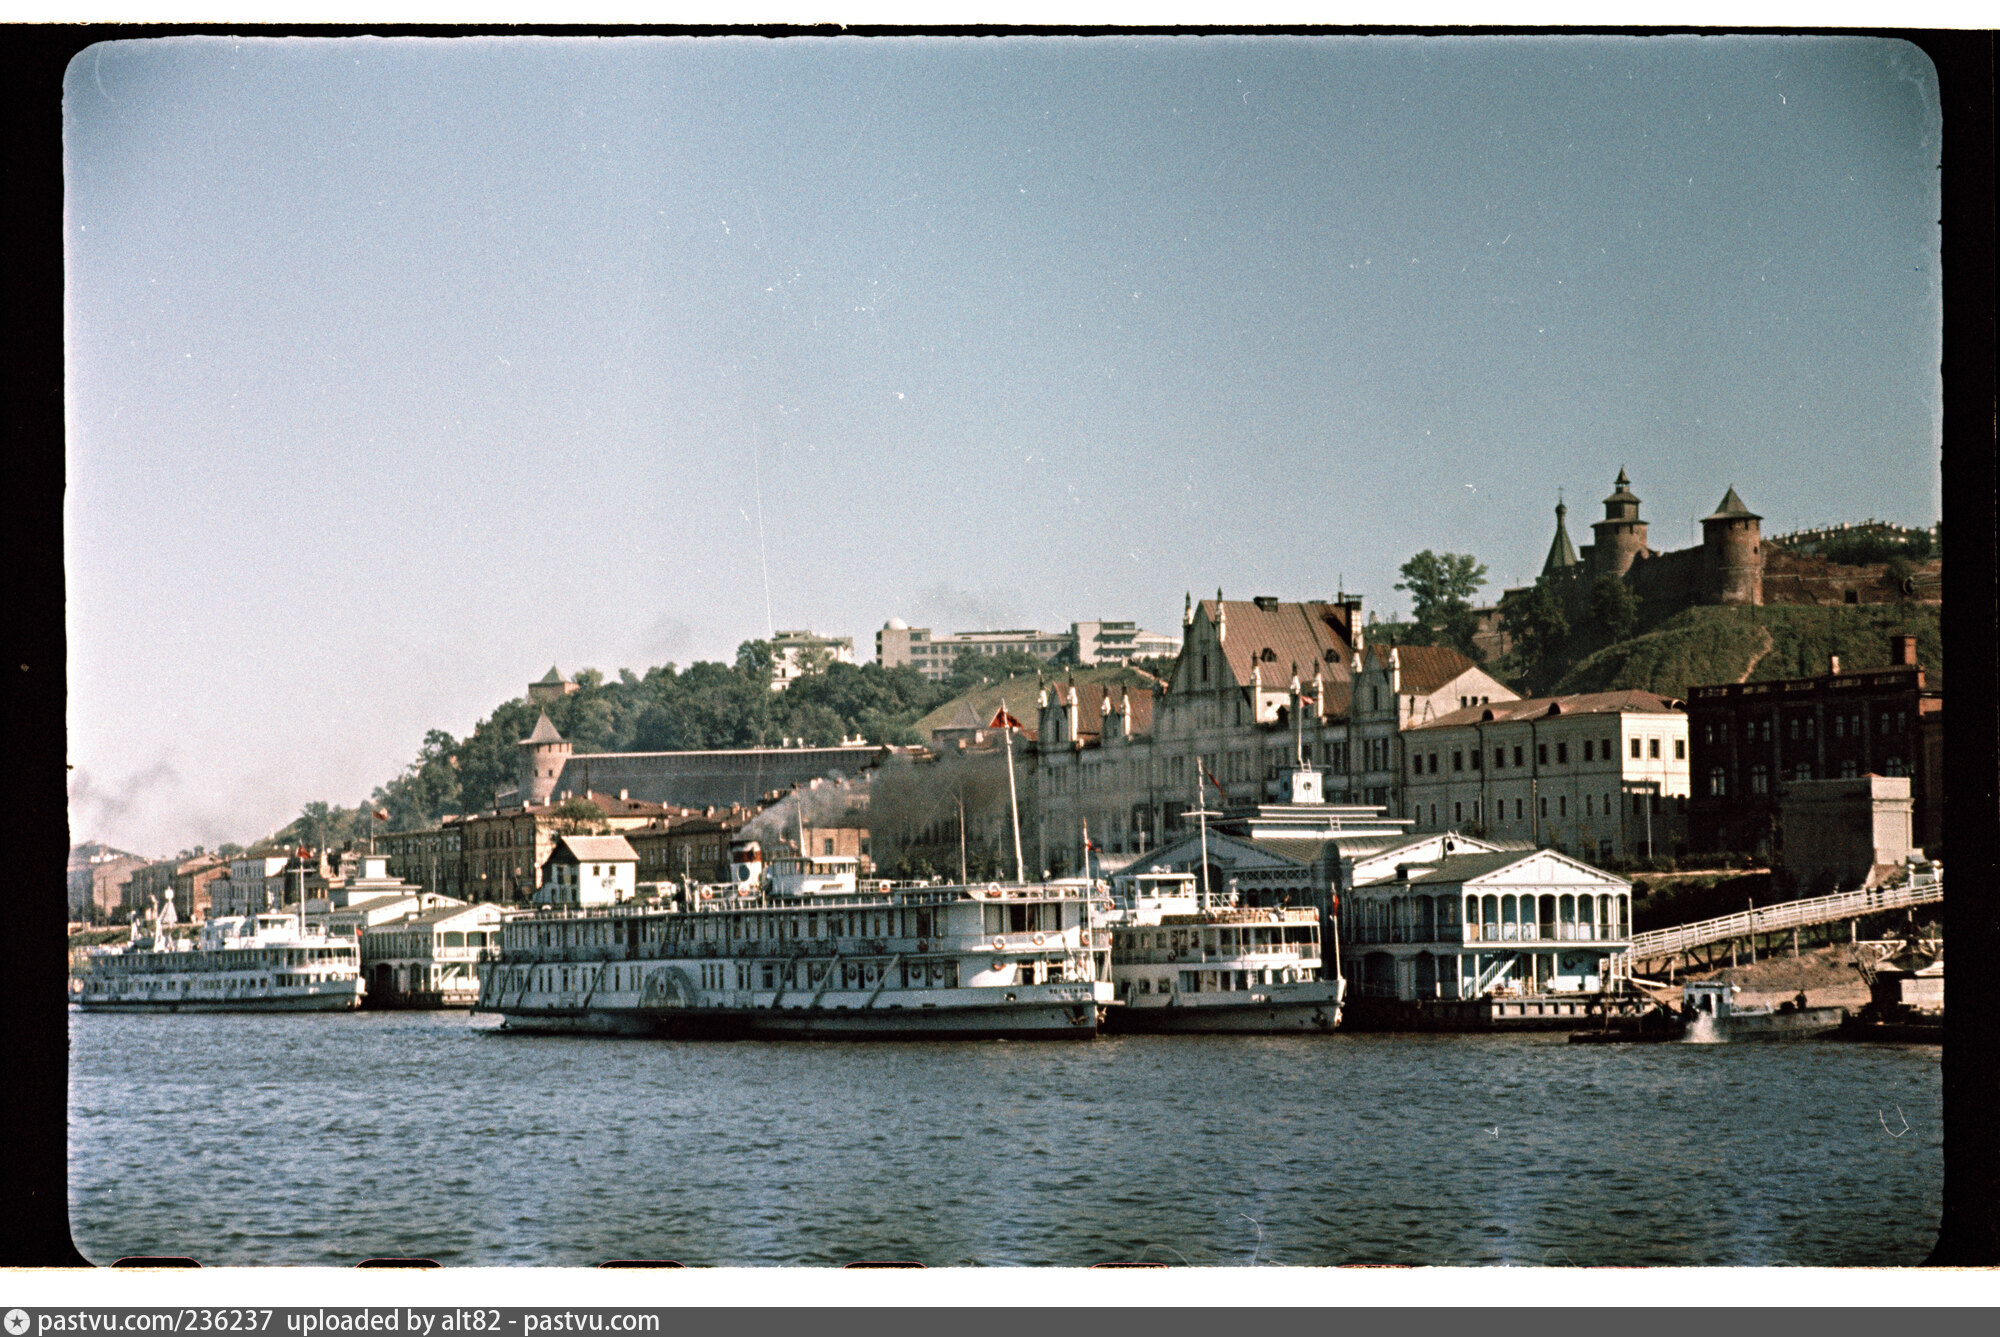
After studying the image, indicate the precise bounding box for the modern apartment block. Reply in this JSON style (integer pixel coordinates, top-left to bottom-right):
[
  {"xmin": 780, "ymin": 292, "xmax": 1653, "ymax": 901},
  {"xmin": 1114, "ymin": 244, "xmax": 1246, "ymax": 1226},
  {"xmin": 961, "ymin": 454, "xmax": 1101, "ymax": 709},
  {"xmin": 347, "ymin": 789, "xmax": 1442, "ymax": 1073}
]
[{"xmin": 875, "ymin": 618, "xmax": 1180, "ymax": 680}]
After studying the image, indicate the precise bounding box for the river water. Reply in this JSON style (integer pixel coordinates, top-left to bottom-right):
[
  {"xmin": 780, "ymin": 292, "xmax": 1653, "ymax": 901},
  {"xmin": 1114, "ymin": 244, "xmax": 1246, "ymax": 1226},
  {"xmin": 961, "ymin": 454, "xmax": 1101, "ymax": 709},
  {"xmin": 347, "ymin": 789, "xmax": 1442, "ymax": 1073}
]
[{"xmin": 68, "ymin": 1010, "xmax": 1941, "ymax": 1267}]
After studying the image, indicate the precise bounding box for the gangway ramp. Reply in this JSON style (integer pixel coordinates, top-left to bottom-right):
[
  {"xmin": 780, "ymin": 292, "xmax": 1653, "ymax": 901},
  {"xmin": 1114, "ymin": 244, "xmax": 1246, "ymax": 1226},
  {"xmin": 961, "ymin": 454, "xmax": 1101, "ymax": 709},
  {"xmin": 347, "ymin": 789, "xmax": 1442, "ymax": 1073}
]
[{"xmin": 1622, "ymin": 865, "xmax": 1942, "ymax": 970}]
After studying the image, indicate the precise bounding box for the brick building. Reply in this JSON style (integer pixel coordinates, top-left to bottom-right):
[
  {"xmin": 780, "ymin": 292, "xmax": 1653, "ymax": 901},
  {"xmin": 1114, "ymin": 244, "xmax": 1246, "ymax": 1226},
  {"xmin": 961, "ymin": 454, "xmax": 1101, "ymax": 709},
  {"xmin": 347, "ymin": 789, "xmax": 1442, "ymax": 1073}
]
[{"xmin": 1686, "ymin": 635, "xmax": 1941, "ymax": 859}]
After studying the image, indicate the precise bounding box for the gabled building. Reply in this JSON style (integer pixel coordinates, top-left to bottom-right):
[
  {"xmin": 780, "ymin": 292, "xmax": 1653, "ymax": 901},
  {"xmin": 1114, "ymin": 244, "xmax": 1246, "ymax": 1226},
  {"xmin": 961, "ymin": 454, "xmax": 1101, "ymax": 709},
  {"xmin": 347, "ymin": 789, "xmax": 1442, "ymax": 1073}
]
[
  {"xmin": 537, "ymin": 834, "xmax": 639, "ymax": 907},
  {"xmin": 1343, "ymin": 840, "xmax": 1633, "ymax": 1003}
]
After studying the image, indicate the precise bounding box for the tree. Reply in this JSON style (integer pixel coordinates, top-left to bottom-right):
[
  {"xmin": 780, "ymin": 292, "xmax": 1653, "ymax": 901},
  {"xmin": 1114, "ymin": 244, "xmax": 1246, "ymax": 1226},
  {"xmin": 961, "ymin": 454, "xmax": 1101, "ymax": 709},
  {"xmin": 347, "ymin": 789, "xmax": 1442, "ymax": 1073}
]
[
  {"xmin": 546, "ymin": 797, "xmax": 609, "ymax": 834},
  {"xmin": 1395, "ymin": 551, "xmax": 1488, "ymax": 655},
  {"xmin": 1588, "ymin": 574, "xmax": 1642, "ymax": 644},
  {"xmin": 945, "ymin": 649, "xmax": 1048, "ymax": 691},
  {"xmin": 1500, "ymin": 581, "xmax": 1572, "ymax": 669}
]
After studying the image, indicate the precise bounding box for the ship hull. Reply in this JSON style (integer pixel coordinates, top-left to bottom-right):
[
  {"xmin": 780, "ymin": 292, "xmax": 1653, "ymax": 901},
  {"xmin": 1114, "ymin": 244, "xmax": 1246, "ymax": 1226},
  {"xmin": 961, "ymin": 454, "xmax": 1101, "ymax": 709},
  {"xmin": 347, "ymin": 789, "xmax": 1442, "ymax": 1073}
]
[
  {"xmin": 1104, "ymin": 991, "xmax": 1341, "ymax": 1034},
  {"xmin": 1104, "ymin": 1001, "xmax": 1340, "ymax": 1034},
  {"xmin": 495, "ymin": 998, "xmax": 1101, "ymax": 1040},
  {"xmin": 1685, "ymin": 1006, "xmax": 1847, "ymax": 1041},
  {"xmin": 76, "ymin": 989, "xmax": 364, "ymax": 1014}
]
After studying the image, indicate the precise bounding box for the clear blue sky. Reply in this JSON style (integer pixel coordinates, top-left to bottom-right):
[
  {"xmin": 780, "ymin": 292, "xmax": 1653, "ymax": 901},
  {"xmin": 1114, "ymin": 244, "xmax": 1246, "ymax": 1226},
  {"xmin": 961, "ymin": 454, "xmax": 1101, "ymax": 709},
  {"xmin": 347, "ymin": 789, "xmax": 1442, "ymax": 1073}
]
[{"xmin": 64, "ymin": 34, "xmax": 1942, "ymax": 856}]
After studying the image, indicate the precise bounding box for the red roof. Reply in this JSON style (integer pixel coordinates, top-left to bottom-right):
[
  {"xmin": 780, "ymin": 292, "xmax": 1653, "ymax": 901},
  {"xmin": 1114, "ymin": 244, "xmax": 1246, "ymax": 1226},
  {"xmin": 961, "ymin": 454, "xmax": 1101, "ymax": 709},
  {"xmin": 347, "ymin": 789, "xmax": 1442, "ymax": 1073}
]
[
  {"xmin": 1196, "ymin": 599, "xmax": 1358, "ymax": 690},
  {"xmin": 1407, "ymin": 689, "xmax": 1685, "ymax": 731}
]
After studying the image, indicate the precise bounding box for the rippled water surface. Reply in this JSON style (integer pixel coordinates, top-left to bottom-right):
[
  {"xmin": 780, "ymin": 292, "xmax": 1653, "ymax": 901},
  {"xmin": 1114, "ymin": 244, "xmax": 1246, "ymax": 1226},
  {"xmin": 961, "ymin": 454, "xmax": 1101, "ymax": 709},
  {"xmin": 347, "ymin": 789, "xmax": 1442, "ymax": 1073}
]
[{"xmin": 69, "ymin": 1010, "xmax": 1941, "ymax": 1266}]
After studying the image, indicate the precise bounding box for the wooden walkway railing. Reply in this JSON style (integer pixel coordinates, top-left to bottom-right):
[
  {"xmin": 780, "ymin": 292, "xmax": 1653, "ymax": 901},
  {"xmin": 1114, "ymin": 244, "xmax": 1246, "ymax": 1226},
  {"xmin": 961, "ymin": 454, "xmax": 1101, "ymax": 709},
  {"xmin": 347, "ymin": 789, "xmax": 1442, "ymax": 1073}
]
[{"xmin": 1623, "ymin": 867, "xmax": 1943, "ymax": 965}]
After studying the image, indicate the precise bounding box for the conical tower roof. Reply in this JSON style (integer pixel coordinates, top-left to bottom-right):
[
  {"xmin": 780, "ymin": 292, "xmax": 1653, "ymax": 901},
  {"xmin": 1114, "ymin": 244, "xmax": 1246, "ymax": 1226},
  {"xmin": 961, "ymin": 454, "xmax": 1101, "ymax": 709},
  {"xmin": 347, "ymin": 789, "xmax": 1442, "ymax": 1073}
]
[
  {"xmin": 533, "ymin": 665, "xmax": 567, "ymax": 686},
  {"xmin": 1542, "ymin": 500, "xmax": 1579, "ymax": 575},
  {"xmin": 520, "ymin": 709, "xmax": 566, "ymax": 746},
  {"xmin": 1704, "ymin": 486, "xmax": 1761, "ymax": 522}
]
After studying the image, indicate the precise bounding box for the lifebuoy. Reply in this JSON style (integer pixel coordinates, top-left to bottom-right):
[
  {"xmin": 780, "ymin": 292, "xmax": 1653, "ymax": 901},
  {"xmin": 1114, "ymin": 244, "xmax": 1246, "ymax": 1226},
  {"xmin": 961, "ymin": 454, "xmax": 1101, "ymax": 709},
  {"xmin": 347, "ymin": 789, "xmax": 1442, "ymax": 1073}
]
[
  {"xmin": 1032, "ymin": 933, "xmax": 1045, "ymax": 946},
  {"xmin": 992, "ymin": 937, "xmax": 1006, "ymax": 950}
]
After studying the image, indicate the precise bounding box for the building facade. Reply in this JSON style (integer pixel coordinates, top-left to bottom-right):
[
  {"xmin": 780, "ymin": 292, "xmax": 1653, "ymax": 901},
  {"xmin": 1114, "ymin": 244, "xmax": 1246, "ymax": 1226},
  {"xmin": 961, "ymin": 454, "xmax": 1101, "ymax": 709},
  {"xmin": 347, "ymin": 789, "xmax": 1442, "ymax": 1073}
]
[
  {"xmin": 768, "ymin": 629, "xmax": 857, "ymax": 690},
  {"xmin": 1400, "ymin": 690, "xmax": 1691, "ymax": 864},
  {"xmin": 360, "ymin": 901, "xmax": 506, "ymax": 1007},
  {"xmin": 537, "ymin": 834, "xmax": 639, "ymax": 907},
  {"xmin": 624, "ymin": 805, "xmax": 756, "ymax": 889},
  {"xmin": 1776, "ymin": 776, "xmax": 1917, "ymax": 894},
  {"xmin": 875, "ymin": 618, "xmax": 1179, "ymax": 680},
  {"xmin": 1030, "ymin": 594, "xmax": 1516, "ymax": 876},
  {"xmin": 1686, "ymin": 635, "xmax": 1941, "ymax": 858},
  {"xmin": 1342, "ymin": 840, "xmax": 1634, "ymax": 1001}
]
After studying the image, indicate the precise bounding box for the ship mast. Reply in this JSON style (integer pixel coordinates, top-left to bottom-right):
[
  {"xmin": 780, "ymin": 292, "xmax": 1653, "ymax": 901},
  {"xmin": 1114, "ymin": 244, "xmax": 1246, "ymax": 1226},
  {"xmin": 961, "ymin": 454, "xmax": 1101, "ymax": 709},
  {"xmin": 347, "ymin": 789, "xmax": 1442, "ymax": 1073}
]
[
  {"xmin": 1188, "ymin": 772, "xmax": 1222, "ymax": 913},
  {"xmin": 1001, "ymin": 699, "xmax": 1026, "ymax": 884}
]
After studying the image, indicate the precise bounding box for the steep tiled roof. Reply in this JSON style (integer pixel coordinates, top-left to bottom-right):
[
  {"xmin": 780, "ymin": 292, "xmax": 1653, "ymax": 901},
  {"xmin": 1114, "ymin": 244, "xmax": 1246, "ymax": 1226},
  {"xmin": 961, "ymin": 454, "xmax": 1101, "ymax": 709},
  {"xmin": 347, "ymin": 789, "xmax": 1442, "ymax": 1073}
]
[
  {"xmin": 1197, "ymin": 599, "xmax": 1358, "ymax": 690},
  {"xmin": 534, "ymin": 665, "xmax": 567, "ymax": 685},
  {"xmin": 1367, "ymin": 643, "xmax": 1483, "ymax": 695},
  {"xmin": 1407, "ymin": 689, "xmax": 1685, "ymax": 731},
  {"xmin": 1046, "ymin": 678, "xmax": 1159, "ymax": 746},
  {"xmin": 521, "ymin": 710, "xmax": 565, "ymax": 745}
]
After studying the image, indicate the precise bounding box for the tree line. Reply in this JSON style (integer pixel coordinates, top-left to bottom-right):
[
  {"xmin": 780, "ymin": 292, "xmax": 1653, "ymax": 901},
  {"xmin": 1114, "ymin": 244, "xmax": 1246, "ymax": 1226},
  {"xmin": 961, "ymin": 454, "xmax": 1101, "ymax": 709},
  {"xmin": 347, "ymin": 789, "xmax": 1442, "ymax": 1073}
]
[{"xmin": 267, "ymin": 643, "xmax": 1062, "ymax": 844}]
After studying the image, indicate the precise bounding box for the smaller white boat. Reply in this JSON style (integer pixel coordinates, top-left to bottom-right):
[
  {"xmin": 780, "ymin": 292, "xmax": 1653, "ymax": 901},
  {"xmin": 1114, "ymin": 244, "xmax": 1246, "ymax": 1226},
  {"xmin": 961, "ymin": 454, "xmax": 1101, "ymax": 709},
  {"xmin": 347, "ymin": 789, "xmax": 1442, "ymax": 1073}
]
[{"xmin": 1100, "ymin": 872, "xmax": 1344, "ymax": 1033}]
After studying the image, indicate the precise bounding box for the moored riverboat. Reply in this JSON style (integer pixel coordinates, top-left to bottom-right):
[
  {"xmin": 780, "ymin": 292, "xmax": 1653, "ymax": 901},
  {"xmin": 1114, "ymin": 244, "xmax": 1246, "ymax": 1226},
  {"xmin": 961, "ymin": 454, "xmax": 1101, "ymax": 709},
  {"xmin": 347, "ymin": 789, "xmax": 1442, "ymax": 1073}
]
[
  {"xmin": 1099, "ymin": 872, "xmax": 1342, "ymax": 1033},
  {"xmin": 77, "ymin": 910, "xmax": 364, "ymax": 1013},
  {"xmin": 473, "ymin": 852, "xmax": 1114, "ymax": 1039}
]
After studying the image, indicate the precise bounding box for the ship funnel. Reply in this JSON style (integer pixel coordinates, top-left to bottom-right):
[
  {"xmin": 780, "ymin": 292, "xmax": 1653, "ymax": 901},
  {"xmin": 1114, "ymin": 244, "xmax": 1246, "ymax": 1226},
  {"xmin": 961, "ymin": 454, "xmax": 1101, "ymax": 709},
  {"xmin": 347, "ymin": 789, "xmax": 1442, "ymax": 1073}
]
[{"xmin": 728, "ymin": 839, "xmax": 764, "ymax": 890}]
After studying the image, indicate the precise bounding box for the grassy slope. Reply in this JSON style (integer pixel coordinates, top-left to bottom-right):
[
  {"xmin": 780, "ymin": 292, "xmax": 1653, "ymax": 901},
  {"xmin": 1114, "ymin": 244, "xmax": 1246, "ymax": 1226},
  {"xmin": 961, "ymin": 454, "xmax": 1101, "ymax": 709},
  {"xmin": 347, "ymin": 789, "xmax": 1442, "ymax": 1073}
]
[{"xmin": 1548, "ymin": 603, "xmax": 1942, "ymax": 700}]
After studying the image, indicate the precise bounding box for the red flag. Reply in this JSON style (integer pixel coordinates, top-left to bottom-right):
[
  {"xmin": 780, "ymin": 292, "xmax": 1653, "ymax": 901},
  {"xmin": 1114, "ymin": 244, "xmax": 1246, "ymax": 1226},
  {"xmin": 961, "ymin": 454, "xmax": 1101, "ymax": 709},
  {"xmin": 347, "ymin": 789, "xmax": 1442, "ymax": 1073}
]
[
  {"xmin": 1198, "ymin": 760, "xmax": 1227, "ymax": 799},
  {"xmin": 373, "ymin": 808, "xmax": 390, "ymax": 821},
  {"xmin": 1329, "ymin": 892, "xmax": 1340, "ymax": 917},
  {"xmin": 989, "ymin": 707, "xmax": 1022, "ymax": 730}
]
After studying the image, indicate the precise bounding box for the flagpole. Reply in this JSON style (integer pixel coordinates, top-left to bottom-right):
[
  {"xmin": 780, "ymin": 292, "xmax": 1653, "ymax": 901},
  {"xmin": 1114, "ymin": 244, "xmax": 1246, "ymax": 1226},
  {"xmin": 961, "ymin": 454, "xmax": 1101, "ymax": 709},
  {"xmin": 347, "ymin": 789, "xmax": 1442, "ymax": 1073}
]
[{"xmin": 1001, "ymin": 699, "xmax": 1026, "ymax": 884}]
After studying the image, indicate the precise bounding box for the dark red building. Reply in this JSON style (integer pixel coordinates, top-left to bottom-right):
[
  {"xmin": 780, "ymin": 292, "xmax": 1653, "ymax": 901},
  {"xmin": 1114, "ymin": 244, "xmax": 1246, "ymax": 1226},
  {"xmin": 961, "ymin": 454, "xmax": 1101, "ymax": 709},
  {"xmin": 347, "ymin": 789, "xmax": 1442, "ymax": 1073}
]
[{"xmin": 1687, "ymin": 635, "xmax": 1941, "ymax": 860}]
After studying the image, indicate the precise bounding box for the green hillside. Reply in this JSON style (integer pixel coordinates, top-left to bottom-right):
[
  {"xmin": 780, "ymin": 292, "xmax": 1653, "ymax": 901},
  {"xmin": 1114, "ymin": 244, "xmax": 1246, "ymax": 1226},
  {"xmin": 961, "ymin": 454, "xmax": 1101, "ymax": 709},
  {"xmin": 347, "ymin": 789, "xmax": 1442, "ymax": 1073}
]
[{"xmin": 1548, "ymin": 604, "xmax": 1942, "ymax": 700}]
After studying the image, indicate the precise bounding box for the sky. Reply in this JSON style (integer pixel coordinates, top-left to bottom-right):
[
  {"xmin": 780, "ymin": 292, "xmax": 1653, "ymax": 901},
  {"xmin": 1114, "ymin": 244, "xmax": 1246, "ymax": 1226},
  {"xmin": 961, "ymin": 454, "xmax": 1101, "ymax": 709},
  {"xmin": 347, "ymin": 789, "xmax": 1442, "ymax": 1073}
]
[{"xmin": 64, "ymin": 34, "xmax": 1944, "ymax": 857}]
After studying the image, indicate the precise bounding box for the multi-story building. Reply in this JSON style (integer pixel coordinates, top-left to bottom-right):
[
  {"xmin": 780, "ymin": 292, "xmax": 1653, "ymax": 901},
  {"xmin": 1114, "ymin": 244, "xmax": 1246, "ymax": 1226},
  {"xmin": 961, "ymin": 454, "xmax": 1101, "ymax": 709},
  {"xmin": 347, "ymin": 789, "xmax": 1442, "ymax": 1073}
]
[
  {"xmin": 1070, "ymin": 620, "xmax": 1181, "ymax": 666},
  {"xmin": 768, "ymin": 629, "xmax": 857, "ymax": 690},
  {"xmin": 875, "ymin": 618, "xmax": 1179, "ymax": 680},
  {"xmin": 875, "ymin": 620, "xmax": 1073, "ymax": 679},
  {"xmin": 122, "ymin": 858, "xmax": 179, "ymax": 919},
  {"xmin": 1400, "ymin": 690, "xmax": 1691, "ymax": 864},
  {"xmin": 1686, "ymin": 635, "xmax": 1942, "ymax": 858},
  {"xmin": 210, "ymin": 847, "xmax": 298, "ymax": 919},
  {"xmin": 67, "ymin": 845, "xmax": 150, "ymax": 923},
  {"xmin": 450, "ymin": 791, "xmax": 675, "ymax": 903},
  {"xmin": 171, "ymin": 854, "xmax": 227, "ymax": 922},
  {"xmin": 624, "ymin": 804, "xmax": 758, "ymax": 888},
  {"xmin": 378, "ymin": 822, "xmax": 467, "ymax": 901}
]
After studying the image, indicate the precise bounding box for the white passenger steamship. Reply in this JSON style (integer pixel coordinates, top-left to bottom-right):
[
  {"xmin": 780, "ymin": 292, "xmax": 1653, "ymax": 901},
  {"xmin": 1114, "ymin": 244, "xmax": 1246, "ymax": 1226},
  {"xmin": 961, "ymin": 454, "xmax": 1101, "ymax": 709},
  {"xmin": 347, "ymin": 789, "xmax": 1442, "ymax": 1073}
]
[
  {"xmin": 76, "ymin": 903, "xmax": 365, "ymax": 1013},
  {"xmin": 473, "ymin": 844, "xmax": 1115, "ymax": 1038},
  {"xmin": 1101, "ymin": 872, "xmax": 1344, "ymax": 1032}
]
